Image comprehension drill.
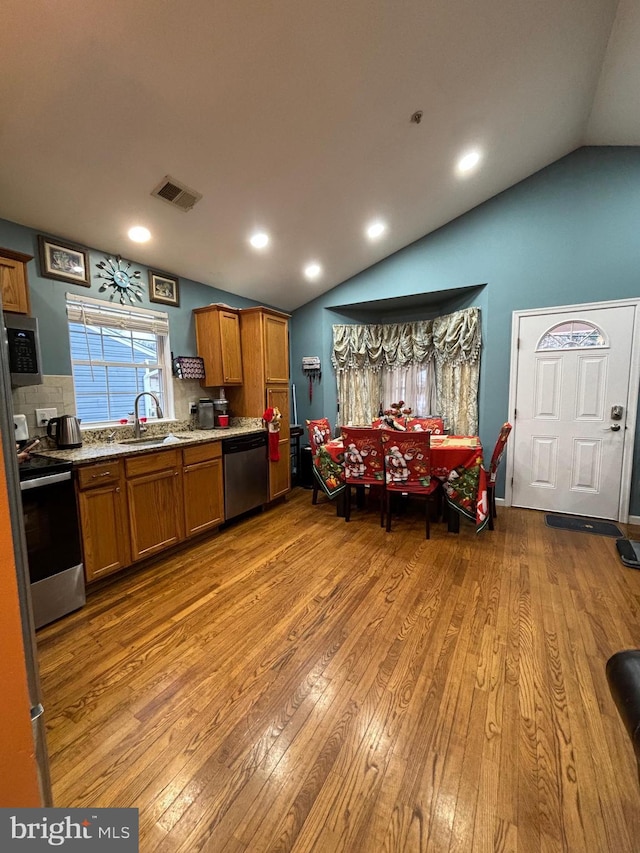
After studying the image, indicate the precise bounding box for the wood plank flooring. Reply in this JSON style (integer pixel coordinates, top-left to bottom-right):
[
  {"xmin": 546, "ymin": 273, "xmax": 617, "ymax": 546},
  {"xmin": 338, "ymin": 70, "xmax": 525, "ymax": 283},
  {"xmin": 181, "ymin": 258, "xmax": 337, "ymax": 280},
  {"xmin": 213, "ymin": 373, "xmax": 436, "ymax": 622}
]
[{"xmin": 36, "ymin": 489, "xmax": 640, "ymax": 851}]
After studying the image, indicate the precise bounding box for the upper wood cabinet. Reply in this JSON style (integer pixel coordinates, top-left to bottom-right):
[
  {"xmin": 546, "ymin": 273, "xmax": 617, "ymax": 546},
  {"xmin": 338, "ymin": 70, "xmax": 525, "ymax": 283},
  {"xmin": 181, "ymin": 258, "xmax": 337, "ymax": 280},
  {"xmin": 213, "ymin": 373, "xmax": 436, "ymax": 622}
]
[
  {"xmin": 0, "ymin": 248, "xmax": 32, "ymax": 315},
  {"xmin": 193, "ymin": 305, "xmax": 243, "ymax": 386},
  {"xmin": 264, "ymin": 313, "xmax": 289, "ymax": 383}
]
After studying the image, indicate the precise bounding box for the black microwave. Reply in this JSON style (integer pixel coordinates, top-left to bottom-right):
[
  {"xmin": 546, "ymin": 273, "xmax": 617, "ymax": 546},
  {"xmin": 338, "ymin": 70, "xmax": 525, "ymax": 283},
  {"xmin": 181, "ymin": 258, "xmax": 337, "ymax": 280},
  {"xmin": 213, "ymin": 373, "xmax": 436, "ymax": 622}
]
[{"xmin": 4, "ymin": 313, "xmax": 43, "ymax": 386}]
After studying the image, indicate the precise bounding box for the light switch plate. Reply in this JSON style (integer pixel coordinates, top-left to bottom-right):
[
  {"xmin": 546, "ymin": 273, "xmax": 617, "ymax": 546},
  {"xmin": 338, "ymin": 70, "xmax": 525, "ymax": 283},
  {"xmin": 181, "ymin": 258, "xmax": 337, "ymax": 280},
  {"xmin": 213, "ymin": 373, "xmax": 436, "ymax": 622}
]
[
  {"xmin": 35, "ymin": 408, "xmax": 57, "ymax": 426},
  {"xmin": 13, "ymin": 414, "xmax": 28, "ymax": 441}
]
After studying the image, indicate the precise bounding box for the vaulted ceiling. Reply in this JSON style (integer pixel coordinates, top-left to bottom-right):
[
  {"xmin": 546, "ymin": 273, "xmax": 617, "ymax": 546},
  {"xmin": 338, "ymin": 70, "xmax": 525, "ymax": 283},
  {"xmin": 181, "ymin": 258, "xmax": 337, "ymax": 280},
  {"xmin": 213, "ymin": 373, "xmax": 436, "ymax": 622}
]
[{"xmin": 1, "ymin": 1, "xmax": 638, "ymax": 311}]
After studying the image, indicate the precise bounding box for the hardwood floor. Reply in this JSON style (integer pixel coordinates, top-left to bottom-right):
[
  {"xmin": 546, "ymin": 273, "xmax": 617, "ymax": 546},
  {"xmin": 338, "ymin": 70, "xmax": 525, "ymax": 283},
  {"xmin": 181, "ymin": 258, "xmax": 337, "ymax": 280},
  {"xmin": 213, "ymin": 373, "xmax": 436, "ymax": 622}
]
[{"xmin": 37, "ymin": 489, "xmax": 640, "ymax": 851}]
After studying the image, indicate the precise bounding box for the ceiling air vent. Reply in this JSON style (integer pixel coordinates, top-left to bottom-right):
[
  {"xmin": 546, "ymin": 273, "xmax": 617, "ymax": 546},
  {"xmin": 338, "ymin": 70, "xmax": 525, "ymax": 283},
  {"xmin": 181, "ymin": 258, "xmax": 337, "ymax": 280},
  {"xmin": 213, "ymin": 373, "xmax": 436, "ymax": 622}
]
[{"xmin": 151, "ymin": 176, "xmax": 202, "ymax": 212}]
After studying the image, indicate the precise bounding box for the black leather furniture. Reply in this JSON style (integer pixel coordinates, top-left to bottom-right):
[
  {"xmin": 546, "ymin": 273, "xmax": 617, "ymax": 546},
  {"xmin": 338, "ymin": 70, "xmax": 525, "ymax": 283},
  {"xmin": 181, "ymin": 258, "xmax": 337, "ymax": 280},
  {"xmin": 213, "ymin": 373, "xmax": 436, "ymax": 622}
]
[{"xmin": 606, "ymin": 649, "xmax": 640, "ymax": 780}]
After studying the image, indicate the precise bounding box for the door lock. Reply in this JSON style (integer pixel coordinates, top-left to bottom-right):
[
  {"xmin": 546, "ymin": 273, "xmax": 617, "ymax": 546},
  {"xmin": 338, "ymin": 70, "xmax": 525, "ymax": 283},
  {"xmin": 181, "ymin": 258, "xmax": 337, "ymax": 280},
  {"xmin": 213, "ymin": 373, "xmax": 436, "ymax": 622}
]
[{"xmin": 611, "ymin": 405, "xmax": 624, "ymax": 420}]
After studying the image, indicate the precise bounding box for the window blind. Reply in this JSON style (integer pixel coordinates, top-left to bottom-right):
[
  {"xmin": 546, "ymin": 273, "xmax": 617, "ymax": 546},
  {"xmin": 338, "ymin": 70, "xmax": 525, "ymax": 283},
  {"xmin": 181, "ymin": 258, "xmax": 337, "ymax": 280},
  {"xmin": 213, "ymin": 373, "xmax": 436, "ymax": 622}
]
[{"xmin": 66, "ymin": 293, "xmax": 169, "ymax": 335}]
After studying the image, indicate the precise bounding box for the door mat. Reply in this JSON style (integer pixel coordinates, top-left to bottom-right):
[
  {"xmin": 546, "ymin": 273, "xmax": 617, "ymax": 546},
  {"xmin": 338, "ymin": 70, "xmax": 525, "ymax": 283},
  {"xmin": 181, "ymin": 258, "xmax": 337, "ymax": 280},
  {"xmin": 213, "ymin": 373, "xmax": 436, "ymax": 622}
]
[
  {"xmin": 616, "ymin": 539, "xmax": 640, "ymax": 569},
  {"xmin": 545, "ymin": 515, "xmax": 623, "ymax": 537}
]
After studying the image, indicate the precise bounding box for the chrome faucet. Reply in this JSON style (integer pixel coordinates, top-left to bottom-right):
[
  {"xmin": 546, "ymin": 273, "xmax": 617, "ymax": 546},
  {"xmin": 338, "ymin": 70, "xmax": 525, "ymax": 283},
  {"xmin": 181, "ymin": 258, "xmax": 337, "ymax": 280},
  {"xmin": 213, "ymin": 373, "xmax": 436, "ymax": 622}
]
[{"xmin": 133, "ymin": 392, "xmax": 164, "ymax": 438}]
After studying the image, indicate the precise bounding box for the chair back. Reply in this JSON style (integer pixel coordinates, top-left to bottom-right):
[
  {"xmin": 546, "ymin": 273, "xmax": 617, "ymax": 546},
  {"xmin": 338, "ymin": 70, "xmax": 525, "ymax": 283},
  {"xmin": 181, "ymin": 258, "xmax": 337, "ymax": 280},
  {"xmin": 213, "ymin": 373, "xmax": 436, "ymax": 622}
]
[
  {"xmin": 306, "ymin": 418, "xmax": 332, "ymax": 457},
  {"xmin": 381, "ymin": 430, "xmax": 433, "ymax": 493},
  {"xmin": 488, "ymin": 423, "xmax": 512, "ymax": 483},
  {"xmin": 405, "ymin": 417, "xmax": 445, "ymax": 434},
  {"xmin": 340, "ymin": 427, "xmax": 385, "ymax": 485}
]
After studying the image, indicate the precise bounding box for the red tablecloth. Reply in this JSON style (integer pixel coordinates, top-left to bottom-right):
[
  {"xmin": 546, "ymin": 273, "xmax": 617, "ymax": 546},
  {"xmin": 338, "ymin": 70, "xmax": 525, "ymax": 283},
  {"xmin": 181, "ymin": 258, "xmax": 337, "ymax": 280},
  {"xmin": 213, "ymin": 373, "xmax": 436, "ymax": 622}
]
[{"xmin": 314, "ymin": 435, "xmax": 489, "ymax": 530}]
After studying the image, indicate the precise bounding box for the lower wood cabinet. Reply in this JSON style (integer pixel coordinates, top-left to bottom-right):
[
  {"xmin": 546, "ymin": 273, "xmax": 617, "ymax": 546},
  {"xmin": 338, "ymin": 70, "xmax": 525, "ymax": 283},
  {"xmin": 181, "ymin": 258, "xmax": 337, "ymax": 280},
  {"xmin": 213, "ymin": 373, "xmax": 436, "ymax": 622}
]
[
  {"xmin": 182, "ymin": 442, "xmax": 224, "ymax": 537},
  {"xmin": 76, "ymin": 441, "xmax": 225, "ymax": 582},
  {"xmin": 125, "ymin": 450, "xmax": 184, "ymax": 562},
  {"xmin": 76, "ymin": 460, "xmax": 129, "ymax": 582}
]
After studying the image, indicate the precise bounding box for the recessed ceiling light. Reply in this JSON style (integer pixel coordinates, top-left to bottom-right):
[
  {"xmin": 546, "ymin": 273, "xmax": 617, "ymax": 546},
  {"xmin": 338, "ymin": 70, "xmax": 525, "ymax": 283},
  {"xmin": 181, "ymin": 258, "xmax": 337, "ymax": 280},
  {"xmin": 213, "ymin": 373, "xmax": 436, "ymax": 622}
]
[
  {"xmin": 249, "ymin": 231, "xmax": 270, "ymax": 249},
  {"xmin": 128, "ymin": 226, "xmax": 151, "ymax": 243},
  {"xmin": 366, "ymin": 220, "xmax": 387, "ymax": 241},
  {"xmin": 456, "ymin": 149, "xmax": 482, "ymax": 175},
  {"xmin": 304, "ymin": 262, "xmax": 322, "ymax": 281}
]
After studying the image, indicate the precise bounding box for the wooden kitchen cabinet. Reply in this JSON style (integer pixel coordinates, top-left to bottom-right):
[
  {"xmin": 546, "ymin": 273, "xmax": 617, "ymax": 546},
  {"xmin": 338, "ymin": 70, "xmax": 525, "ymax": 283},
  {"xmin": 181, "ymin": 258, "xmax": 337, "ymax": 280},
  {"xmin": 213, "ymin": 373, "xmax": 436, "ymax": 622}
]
[
  {"xmin": 0, "ymin": 248, "xmax": 32, "ymax": 315},
  {"xmin": 266, "ymin": 385, "xmax": 291, "ymax": 499},
  {"xmin": 182, "ymin": 442, "xmax": 224, "ymax": 536},
  {"xmin": 227, "ymin": 307, "xmax": 291, "ymax": 501},
  {"xmin": 76, "ymin": 460, "xmax": 130, "ymax": 582},
  {"xmin": 125, "ymin": 449, "xmax": 184, "ymax": 562},
  {"xmin": 193, "ymin": 305, "xmax": 243, "ymax": 386}
]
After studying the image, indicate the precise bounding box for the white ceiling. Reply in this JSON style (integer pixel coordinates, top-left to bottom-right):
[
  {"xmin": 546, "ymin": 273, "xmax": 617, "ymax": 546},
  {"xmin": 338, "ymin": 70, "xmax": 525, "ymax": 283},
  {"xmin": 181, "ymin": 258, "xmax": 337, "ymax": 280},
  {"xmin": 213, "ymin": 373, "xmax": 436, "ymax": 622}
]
[{"xmin": 1, "ymin": 0, "xmax": 638, "ymax": 312}]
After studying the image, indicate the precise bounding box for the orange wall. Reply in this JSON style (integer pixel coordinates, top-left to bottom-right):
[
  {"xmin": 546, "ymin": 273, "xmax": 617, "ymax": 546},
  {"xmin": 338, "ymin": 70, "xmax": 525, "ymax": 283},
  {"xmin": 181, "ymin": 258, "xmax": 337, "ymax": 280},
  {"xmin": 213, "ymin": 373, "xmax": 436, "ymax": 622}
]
[{"xmin": 0, "ymin": 437, "xmax": 41, "ymax": 805}]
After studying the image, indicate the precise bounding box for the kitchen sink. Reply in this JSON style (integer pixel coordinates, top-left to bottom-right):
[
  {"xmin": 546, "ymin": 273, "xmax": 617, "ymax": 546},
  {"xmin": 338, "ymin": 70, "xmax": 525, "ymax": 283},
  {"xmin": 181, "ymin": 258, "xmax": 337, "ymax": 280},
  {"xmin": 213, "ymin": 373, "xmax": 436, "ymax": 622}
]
[{"xmin": 118, "ymin": 434, "xmax": 193, "ymax": 446}]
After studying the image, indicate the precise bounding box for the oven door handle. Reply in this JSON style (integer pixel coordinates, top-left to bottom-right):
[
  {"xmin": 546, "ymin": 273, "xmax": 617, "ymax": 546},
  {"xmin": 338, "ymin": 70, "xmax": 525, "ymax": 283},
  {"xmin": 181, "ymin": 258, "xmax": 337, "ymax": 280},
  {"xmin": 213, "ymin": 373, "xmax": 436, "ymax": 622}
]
[{"xmin": 20, "ymin": 471, "xmax": 72, "ymax": 491}]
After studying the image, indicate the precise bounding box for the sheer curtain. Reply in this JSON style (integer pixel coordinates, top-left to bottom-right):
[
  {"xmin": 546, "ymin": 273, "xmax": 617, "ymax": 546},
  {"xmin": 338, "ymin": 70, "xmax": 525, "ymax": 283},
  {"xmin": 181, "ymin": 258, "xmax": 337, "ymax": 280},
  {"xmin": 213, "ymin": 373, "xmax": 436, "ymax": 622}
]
[
  {"xmin": 332, "ymin": 321, "xmax": 434, "ymax": 425},
  {"xmin": 332, "ymin": 308, "xmax": 481, "ymax": 433}
]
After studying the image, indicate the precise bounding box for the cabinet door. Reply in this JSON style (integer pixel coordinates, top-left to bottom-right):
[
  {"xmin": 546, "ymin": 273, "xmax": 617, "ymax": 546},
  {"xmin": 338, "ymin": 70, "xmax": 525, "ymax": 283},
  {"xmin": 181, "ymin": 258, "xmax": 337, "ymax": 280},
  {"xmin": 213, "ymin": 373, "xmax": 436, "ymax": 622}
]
[
  {"xmin": 269, "ymin": 437, "xmax": 291, "ymax": 499},
  {"xmin": 264, "ymin": 314, "xmax": 289, "ymax": 383},
  {"xmin": 266, "ymin": 385, "xmax": 291, "ymax": 498},
  {"xmin": 194, "ymin": 307, "xmax": 243, "ymax": 386},
  {"xmin": 0, "ymin": 255, "xmax": 30, "ymax": 314},
  {"xmin": 183, "ymin": 457, "xmax": 224, "ymax": 536},
  {"xmin": 127, "ymin": 468, "xmax": 184, "ymax": 561},
  {"xmin": 77, "ymin": 484, "xmax": 130, "ymax": 582},
  {"xmin": 219, "ymin": 310, "xmax": 243, "ymax": 384}
]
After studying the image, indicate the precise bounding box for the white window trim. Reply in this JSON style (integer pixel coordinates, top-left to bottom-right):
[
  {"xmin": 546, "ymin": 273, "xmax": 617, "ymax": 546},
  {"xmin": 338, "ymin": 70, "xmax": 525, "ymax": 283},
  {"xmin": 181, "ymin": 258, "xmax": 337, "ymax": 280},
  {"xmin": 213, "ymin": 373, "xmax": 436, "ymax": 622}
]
[{"xmin": 66, "ymin": 293, "xmax": 175, "ymax": 426}]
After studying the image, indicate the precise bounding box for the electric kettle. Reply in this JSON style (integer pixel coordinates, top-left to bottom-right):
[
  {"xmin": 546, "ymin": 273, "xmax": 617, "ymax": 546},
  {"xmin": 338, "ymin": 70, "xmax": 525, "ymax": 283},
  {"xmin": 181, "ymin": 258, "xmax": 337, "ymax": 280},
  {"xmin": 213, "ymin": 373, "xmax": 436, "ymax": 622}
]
[{"xmin": 47, "ymin": 415, "xmax": 83, "ymax": 448}]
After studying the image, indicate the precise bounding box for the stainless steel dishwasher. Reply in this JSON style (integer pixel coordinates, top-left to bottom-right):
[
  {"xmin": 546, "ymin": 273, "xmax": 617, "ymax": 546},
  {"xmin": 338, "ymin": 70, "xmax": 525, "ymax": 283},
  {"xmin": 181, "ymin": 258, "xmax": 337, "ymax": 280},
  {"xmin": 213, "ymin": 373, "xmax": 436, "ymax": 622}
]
[{"xmin": 222, "ymin": 432, "xmax": 268, "ymax": 520}]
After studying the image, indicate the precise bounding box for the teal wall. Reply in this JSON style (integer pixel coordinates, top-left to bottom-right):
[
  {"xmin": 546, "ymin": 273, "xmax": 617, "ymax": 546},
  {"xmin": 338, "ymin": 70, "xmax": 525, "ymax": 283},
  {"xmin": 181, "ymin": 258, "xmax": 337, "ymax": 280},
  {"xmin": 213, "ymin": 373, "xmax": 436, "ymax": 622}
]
[
  {"xmin": 0, "ymin": 217, "xmax": 259, "ymax": 376},
  {"xmin": 290, "ymin": 147, "xmax": 640, "ymax": 513}
]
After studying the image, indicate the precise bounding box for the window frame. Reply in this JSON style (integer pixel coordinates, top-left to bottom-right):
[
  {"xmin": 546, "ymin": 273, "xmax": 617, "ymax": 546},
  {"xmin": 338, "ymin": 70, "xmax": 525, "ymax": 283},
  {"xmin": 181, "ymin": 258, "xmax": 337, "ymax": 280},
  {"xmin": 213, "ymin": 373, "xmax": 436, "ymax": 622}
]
[{"xmin": 66, "ymin": 293, "xmax": 175, "ymax": 428}]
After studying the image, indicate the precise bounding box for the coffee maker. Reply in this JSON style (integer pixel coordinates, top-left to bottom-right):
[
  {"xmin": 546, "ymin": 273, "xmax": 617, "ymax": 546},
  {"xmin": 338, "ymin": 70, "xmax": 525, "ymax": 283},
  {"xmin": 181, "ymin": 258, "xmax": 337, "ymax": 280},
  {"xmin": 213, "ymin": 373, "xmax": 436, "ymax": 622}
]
[
  {"xmin": 213, "ymin": 397, "xmax": 229, "ymax": 428},
  {"xmin": 197, "ymin": 399, "xmax": 214, "ymax": 429}
]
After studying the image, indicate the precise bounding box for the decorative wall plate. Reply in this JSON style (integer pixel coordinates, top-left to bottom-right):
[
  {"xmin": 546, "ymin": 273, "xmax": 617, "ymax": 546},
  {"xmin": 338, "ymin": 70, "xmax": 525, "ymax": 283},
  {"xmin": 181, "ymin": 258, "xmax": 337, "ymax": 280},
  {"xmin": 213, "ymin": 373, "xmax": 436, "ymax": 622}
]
[{"xmin": 96, "ymin": 256, "xmax": 144, "ymax": 304}]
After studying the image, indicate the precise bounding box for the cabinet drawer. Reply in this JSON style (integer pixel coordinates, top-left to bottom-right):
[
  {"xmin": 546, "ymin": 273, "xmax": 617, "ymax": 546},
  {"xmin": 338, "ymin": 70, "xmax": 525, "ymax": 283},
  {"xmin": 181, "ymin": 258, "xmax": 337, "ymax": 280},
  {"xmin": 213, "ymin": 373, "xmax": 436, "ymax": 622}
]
[
  {"xmin": 182, "ymin": 441, "xmax": 221, "ymax": 466},
  {"xmin": 125, "ymin": 449, "xmax": 180, "ymax": 478},
  {"xmin": 77, "ymin": 460, "xmax": 123, "ymax": 490}
]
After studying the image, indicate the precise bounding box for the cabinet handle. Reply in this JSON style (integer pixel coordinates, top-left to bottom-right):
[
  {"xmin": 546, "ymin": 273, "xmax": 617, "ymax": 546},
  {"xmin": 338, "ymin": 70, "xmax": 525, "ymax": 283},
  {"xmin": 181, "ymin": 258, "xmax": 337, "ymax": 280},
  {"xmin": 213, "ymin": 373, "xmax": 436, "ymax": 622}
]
[
  {"xmin": 115, "ymin": 487, "xmax": 120, "ymax": 493},
  {"xmin": 91, "ymin": 471, "xmax": 112, "ymax": 479}
]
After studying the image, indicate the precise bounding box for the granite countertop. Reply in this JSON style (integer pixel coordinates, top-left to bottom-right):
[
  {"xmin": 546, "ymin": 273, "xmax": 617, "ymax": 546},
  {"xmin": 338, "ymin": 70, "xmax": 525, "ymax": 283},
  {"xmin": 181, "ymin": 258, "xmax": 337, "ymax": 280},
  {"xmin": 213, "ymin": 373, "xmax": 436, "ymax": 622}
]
[{"xmin": 33, "ymin": 424, "xmax": 266, "ymax": 466}]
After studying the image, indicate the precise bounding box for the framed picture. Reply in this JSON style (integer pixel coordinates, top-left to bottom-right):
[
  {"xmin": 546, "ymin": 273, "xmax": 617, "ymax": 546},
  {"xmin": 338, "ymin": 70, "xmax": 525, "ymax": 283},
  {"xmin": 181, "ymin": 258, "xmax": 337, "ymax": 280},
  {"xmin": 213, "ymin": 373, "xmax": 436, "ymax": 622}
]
[
  {"xmin": 37, "ymin": 236, "xmax": 89, "ymax": 285},
  {"xmin": 149, "ymin": 270, "xmax": 180, "ymax": 307}
]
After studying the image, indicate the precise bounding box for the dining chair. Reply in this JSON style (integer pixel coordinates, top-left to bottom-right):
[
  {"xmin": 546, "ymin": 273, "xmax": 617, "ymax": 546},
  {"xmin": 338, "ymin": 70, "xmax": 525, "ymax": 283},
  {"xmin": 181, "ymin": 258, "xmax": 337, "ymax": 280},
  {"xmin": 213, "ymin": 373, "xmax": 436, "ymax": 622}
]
[
  {"xmin": 382, "ymin": 430, "xmax": 440, "ymax": 538},
  {"xmin": 405, "ymin": 416, "xmax": 445, "ymax": 434},
  {"xmin": 340, "ymin": 426, "xmax": 386, "ymax": 525},
  {"xmin": 484, "ymin": 422, "xmax": 512, "ymax": 530},
  {"xmin": 306, "ymin": 417, "xmax": 333, "ymax": 504}
]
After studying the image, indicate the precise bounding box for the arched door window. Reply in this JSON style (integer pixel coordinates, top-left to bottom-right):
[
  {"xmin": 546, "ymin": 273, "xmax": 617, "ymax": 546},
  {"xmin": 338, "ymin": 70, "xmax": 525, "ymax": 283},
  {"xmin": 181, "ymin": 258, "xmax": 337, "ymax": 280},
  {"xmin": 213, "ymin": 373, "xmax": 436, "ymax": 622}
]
[{"xmin": 537, "ymin": 320, "xmax": 607, "ymax": 351}]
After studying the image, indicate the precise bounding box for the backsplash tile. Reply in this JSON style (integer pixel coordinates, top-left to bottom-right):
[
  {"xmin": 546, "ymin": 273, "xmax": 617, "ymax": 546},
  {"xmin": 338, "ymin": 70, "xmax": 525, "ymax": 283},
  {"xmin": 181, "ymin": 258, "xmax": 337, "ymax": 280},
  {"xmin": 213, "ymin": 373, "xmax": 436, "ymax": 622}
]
[{"xmin": 11, "ymin": 376, "xmax": 237, "ymax": 440}]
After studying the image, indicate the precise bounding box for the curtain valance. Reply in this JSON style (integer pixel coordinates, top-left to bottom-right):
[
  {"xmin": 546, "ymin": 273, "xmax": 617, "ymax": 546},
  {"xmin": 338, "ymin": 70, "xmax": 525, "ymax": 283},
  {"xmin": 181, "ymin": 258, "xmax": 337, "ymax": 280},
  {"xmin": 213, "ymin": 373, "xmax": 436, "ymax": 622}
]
[
  {"xmin": 332, "ymin": 307, "xmax": 480, "ymax": 371},
  {"xmin": 332, "ymin": 320, "xmax": 434, "ymax": 372},
  {"xmin": 432, "ymin": 307, "xmax": 481, "ymax": 365}
]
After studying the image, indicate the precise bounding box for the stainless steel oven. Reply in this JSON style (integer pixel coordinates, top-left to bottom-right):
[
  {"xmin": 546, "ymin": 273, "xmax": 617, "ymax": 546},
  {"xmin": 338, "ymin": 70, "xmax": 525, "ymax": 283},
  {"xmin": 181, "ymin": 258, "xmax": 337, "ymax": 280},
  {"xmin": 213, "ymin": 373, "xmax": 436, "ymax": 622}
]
[{"xmin": 19, "ymin": 457, "xmax": 85, "ymax": 628}]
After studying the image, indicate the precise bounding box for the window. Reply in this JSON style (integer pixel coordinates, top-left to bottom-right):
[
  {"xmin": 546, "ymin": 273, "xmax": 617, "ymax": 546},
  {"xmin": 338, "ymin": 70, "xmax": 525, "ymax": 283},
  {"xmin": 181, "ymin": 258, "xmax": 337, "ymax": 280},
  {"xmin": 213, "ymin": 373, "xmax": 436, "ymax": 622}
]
[
  {"xmin": 537, "ymin": 320, "xmax": 606, "ymax": 351},
  {"xmin": 67, "ymin": 294, "xmax": 173, "ymax": 425}
]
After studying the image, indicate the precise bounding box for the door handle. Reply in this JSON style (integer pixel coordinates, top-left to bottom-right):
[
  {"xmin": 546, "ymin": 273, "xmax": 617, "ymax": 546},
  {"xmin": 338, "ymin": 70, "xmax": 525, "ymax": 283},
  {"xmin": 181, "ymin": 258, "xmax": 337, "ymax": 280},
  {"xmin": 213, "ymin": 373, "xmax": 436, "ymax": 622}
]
[{"xmin": 610, "ymin": 423, "xmax": 621, "ymax": 431}]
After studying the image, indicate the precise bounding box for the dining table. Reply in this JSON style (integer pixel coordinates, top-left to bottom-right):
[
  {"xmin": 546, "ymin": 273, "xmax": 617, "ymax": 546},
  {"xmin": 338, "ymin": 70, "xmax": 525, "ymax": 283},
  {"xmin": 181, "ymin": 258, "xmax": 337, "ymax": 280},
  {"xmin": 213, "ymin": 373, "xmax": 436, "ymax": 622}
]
[{"xmin": 313, "ymin": 433, "xmax": 489, "ymax": 531}]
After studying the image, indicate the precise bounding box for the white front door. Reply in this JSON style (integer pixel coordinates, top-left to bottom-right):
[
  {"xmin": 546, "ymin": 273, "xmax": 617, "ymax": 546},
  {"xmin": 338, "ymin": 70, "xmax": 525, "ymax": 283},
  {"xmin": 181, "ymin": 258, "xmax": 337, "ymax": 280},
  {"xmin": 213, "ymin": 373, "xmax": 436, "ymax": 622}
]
[{"xmin": 510, "ymin": 303, "xmax": 639, "ymax": 520}]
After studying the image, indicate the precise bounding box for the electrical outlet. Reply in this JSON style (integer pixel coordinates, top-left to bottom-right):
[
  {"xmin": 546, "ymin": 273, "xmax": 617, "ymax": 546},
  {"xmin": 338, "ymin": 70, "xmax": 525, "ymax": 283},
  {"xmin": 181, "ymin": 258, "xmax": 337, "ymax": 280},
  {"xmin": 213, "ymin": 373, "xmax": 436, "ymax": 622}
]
[{"xmin": 35, "ymin": 407, "xmax": 57, "ymax": 426}]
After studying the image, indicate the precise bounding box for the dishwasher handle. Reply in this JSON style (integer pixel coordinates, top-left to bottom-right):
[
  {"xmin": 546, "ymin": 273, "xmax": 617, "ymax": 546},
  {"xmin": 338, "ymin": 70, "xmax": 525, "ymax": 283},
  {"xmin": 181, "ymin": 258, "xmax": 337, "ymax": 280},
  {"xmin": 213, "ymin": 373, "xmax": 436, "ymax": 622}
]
[{"xmin": 222, "ymin": 433, "xmax": 267, "ymax": 454}]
